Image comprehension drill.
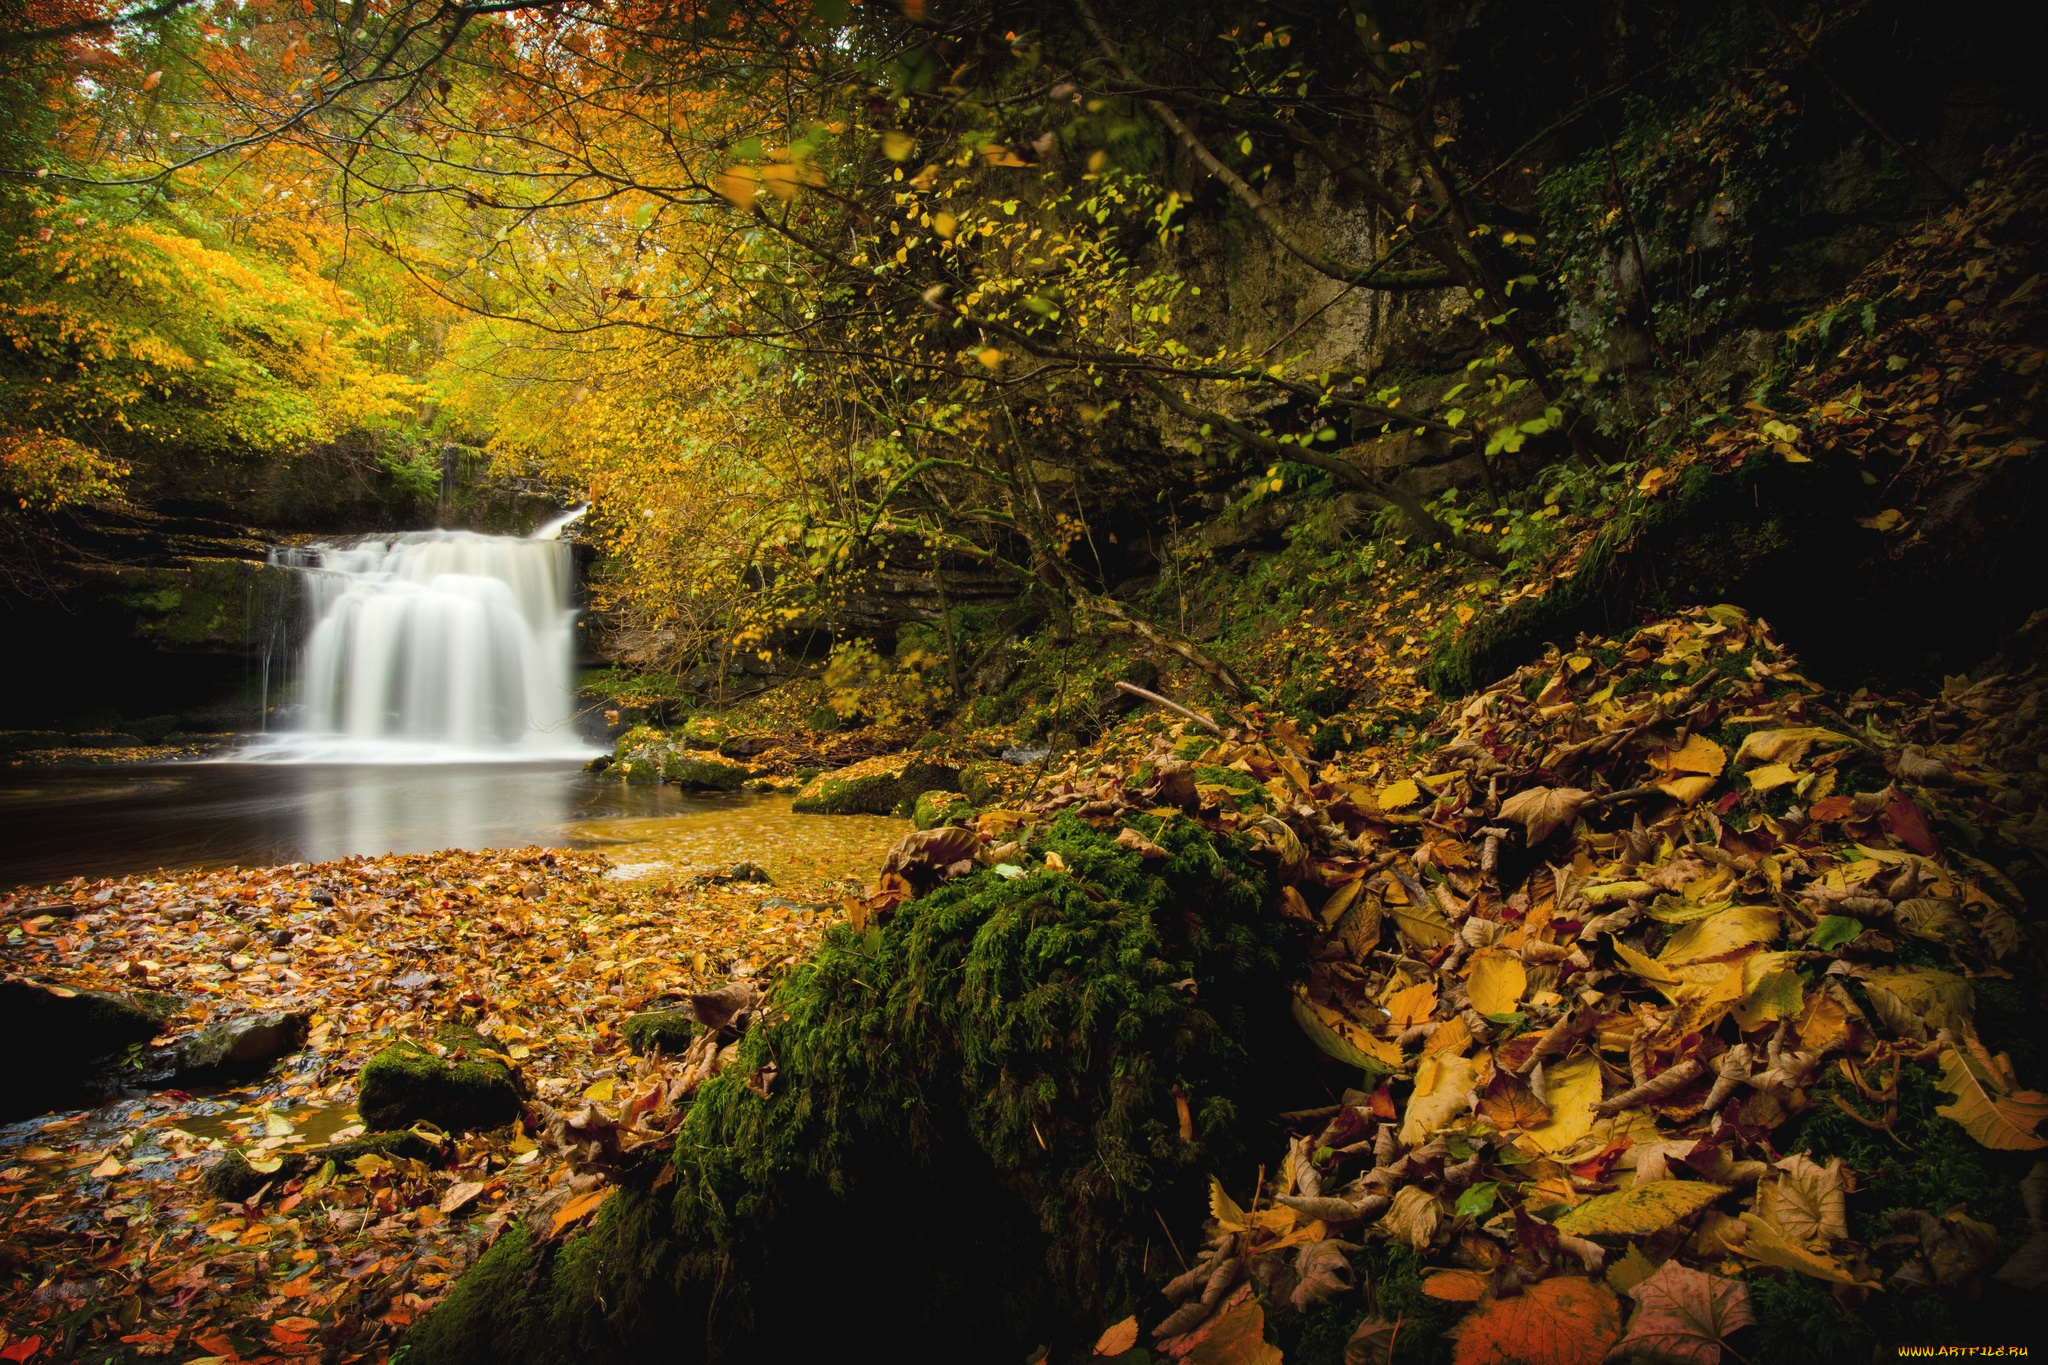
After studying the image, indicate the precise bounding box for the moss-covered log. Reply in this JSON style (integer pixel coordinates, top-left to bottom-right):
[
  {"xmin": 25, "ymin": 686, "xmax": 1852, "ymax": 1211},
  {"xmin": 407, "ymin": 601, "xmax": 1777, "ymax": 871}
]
[{"xmin": 404, "ymin": 813, "xmax": 1313, "ymax": 1363}]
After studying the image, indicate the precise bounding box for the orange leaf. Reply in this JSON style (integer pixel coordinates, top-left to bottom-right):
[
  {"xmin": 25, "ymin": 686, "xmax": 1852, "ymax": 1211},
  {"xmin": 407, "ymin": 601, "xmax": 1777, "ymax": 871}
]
[
  {"xmin": 279, "ymin": 1272, "xmax": 316, "ymax": 1296},
  {"xmin": 1424, "ymin": 1268, "xmax": 1491, "ymax": 1301},
  {"xmin": 1477, "ymin": 1070, "xmax": 1552, "ymax": 1131},
  {"xmin": 1094, "ymin": 1315, "xmax": 1140, "ymax": 1355},
  {"xmin": 1386, "ymin": 979, "xmax": 1438, "ymax": 1027},
  {"xmin": 1160, "ymin": 1284, "xmax": 1282, "ymax": 1364},
  {"xmin": 550, "ymin": 1186, "xmax": 613, "ymax": 1235},
  {"xmin": 1450, "ymin": 1276, "xmax": 1623, "ymax": 1365}
]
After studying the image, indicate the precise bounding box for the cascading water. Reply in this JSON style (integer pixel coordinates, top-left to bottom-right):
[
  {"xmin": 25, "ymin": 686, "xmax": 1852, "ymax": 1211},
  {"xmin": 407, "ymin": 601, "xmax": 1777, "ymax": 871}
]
[{"xmin": 238, "ymin": 508, "xmax": 592, "ymax": 761}]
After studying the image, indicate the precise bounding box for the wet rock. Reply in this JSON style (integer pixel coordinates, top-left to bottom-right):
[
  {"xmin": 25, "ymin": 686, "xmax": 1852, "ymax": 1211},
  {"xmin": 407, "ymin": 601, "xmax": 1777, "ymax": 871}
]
[
  {"xmin": 1000, "ymin": 746, "xmax": 1050, "ymax": 766},
  {"xmin": 728, "ymin": 862, "xmax": 772, "ymax": 883},
  {"xmin": 200, "ymin": 1128, "xmax": 446, "ymax": 1202},
  {"xmin": 357, "ymin": 1028, "xmax": 524, "ymax": 1133},
  {"xmin": 0, "ymin": 978, "xmax": 176, "ymax": 1117},
  {"xmin": 173, "ymin": 1010, "xmax": 309, "ymax": 1078},
  {"xmin": 717, "ymin": 735, "xmax": 780, "ymax": 759},
  {"xmin": 661, "ymin": 753, "xmax": 748, "ymax": 792},
  {"xmin": 583, "ymin": 752, "xmax": 614, "ymax": 774},
  {"xmin": 622, "ymin": 1009, "xmax": 697, "ymax": 1057}
]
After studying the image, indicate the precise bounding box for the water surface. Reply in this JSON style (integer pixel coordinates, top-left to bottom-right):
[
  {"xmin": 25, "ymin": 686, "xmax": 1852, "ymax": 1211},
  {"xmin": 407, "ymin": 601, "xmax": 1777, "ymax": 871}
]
[{"xmin": 0, "ymin": 762, "xmax": 903, "ymax": 891}]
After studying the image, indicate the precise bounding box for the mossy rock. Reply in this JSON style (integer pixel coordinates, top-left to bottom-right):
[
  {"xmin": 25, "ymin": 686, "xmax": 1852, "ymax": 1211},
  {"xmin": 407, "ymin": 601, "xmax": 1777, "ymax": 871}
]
[
  {"xmin": 622, "ymin": 1010, "xmax": 696, "ymax": 1057},
  {"xmin": 661, "ymin": 752, "xmax": 747, "ymax": 792},
  {"xmin": 200, "ymin": 1128, "xmax": 446, "ymax": 1203},
  {"xmin": 173, "ymin": 1010, "xmax": 308, "ymax": 1078},
  {"xmin": 407, "ymin": 812, "xmax": 1313, "ymax": 1364},
  {"xmin": 356, "ymin": 1029, "xmax": 524, "ymax": 1134},
  {"xmin": 617, "ymin": 757, "xmax": 661, "ymax": 784},
  {"xmin": 960, "ymin": 761, "xmax": 1002, "ymax": 806},
  {"xmin": 612, "ymin": 725, "xmax": 668, "ymax": 760},
  {"xmin": 680, "ymin": 717, "xmax": 728, "ymax": 750},
  {"xmin": 791, "ymin": 759, "xmax": 960, "ymax": 817},
  {"xmin": 912, "ymin": 789, "xmax": 975, "ymax": 830}
]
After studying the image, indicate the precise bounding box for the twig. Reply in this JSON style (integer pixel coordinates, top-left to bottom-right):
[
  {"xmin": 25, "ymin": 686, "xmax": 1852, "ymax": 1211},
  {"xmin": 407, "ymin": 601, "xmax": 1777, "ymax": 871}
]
[
  {"xmin": 1115, "ymin": 680, "xmax": 1222, "ymax": 734},
  {"xmin": 1154, "ymin": 1205, "xmax": 1188, "ymax": 1271}
]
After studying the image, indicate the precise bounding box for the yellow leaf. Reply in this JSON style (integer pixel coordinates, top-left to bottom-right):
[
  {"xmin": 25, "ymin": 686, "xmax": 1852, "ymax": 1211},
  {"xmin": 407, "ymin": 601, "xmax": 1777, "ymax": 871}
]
[
  {"xmin": 1738, "ymin": 1213, "xmax": 1865, "ymax": 1284},
  {"xmin": 1386, "ymin": 979, "xmax": 1439, "ymax": 1027},
  {"xmin": 265, "ymin": 1112, "xmax": 295, "ymax": 1138},
  {"xmin": 1655, "ymin": 734, "xmax": 1727, "ymax": 777},
  {"xmin": 1380, "ymin": 1184, "xmax": 1443, "ymax": 1251},
  {"xmin": 1611, "ymin": 936, "xmax": 1679, "ymax": 984},
  {"xmin": 1376, "ymin": 778, "xmax": 1421, "ymax": 810},
  {"xmin": 1423, "ymin": 1268, "xmax": 1491, "ymax": 1301},
  {"xmin": 246, "ymin": 1154, "xmax": 284, "ymax": 1174},
  {"xmin": 1655, "ymin": 774, "xmax": 1718, "ymax": 805},
  {"xmin": 1756, "ymin": 1154, "xmax": 1848, "ymax": 1243},
  {"xmin": 1552, "ymin": 1180, "xmax": 1729, "ymax": 1236},
  {"xmin": 1934, "ymin": 1047, "xmax": 2048, "ymax": 1150},
  {"xmin": 975, "ymin": 347, "xmax": 1003, "ymax": 370},
  {"xmin": 550, "ymin": 1186, "xmax": 613, "ymax": 1236},
  {"xmin": 1210, "ymin": 1175, "xmax": 1249, "ymax": 1230},
  {"xmin": 1401, "ymin": 1053, "xmax": 1479, "ymax": 1146},
  {"xmin": 1517, "ymin": 1055, "xmax": 1604, "ymax": 1154},
  {"xmin": 507, "ymin": 1043, "xmax": 531, "ymax": 1059},
  {"xmin": 1865, "ymin": 965, "xmax": 1975, "ymax": 1031},
  {"xmin": 1498, "ymin": 785, "xmax": 1591, "ymax": 845},
  {"xmin": 760, "ymin": 163, "xmax": 800, "ymax": 202},
  {"xmin": 1290, "ymin": 993, "xmax": 1401, "ymax": 1070},
  {"xmin": 583, "ymin": 1078, "xmax": 617, "ymax": 1103},
  {"xmin": 1746, "ymin": 762, "xmax": 1798, "ymax": 792},
  {"xmin": 1466, "ymin": 951, "xmax": 1527, "ymax": 1016},
  {"xmin": 1658, "ymin": 905, "xmax": 1778, "ymax": 964},
  {"xmin": 715, "ymin": 166, "xmax": 759, "ymax": 208},
  {"xmin": 90, "ymin": 1155, "xmax": 123, "ymax": 1179},
  {"xmin": 932, "ymin": 212, "xmax": 957, "ymax": 239},
  {"xmin": 1732, "ymin": 952, "xmax": 1804, "ymax": 1031},
  {"xmin": 880, "ymin": 131, "xmax": 915, "ymax": 160}
]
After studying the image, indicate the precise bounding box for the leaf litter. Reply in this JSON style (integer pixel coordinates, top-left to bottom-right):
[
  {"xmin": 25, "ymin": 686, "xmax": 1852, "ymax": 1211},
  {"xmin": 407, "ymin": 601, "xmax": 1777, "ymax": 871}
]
[{"xmin": 0, "ymin": 837, "xmax": 894, "ymax": 1363}]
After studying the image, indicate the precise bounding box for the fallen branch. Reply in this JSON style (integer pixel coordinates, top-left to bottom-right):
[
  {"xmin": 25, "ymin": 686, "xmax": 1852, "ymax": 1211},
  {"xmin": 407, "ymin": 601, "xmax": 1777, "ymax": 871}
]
[{"xmin": 1115, "ymin": 681, "xmax": 1222, "ymax": 734}]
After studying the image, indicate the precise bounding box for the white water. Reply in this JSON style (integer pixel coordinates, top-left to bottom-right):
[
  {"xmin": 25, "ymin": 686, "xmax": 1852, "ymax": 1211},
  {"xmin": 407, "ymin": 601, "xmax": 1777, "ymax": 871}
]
[{"xmin": 235, "ymin": 511, "xmax": 595, "ymax": 763}]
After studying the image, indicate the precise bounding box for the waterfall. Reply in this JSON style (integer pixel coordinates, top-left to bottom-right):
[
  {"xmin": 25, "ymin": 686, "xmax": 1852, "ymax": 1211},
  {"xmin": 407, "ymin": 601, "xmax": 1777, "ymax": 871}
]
[{"xmin": 236, "ymin": 521, "xmax": 591, "ymax": 762}]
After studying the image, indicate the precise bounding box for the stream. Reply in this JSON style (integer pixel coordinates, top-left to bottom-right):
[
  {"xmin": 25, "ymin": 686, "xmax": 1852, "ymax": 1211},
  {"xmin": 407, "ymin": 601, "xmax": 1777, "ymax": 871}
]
[{"xmin": 0, "ymin": 763, "xmax": 906, "ymax": 892}]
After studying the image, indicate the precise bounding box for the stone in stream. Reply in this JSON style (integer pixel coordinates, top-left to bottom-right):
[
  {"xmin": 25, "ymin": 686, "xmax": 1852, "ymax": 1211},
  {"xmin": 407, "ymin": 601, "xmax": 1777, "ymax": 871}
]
[
  {"xmin": 660, "ymin": 752, "xmax": 748, "ymax": 792},
  {"xmin": 356, "ymin": 1027, "xmax": 524, "ymax": 1133},
  {"xmin": 791, "ymin": 759, "xmax": 960, "ymax": 817},
  {"xmin": 913, "ymin": 789, "xmax": 976, "ymax": 830},
  {"xmin": 201, "ymin": 1128, "xmax": 446, "ymax": 1203},
  {"xmin": 172, "ymin": 1010, "xmax": 310, "ymax": 1079},
  {"xmin": 0, "ymin": 978, "xmax": 178, "ymax": 1117},
  {"xmin": 622, "ymin": 1009, "xmax": 697, "ymax": 1056}
]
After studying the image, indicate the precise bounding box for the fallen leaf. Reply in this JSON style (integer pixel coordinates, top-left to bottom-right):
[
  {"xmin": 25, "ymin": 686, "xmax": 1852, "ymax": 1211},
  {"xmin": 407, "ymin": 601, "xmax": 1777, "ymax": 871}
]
[
  {"xmin": 549, "ymin": 1186, "xmax": 613, "ymax": 1236},
  {"xmin": 1934, "ymin": 1046, "xmax": 2048, "ymax": 1150},
  {"xmin": 1423, "ymin": 1267, "xmax": 1491, "ymax": 1301},
  {"xmin": 1758, "ymin": 1154, "xmax": 1848, "ymax": 1243},
  {"xmin": 1609, "ymin": 1260, "xmax": 1756, "ymax": 1365},
  {"xmin": 1745, "ymin": 763, "xmax": 1799, "ymax": 792},
  {"xmin": 583, "ymin": 1078, "xmax": 616, "ymax": 1103},
  {"xmin": 1379, "ymin": 1184, "xmax": 1443, "ymax": 1252},
  {"xmin": 1095, "ymin": 1316, "xmax": 1140, "ymax": 1355},
  {"xmin": 1467, "ymin": 950, "xmax": 1528, "ymax": 1016},
  {"xmin": 1291, "ymin": 992, "xmax": 1402, "ymax": 1070},
  {"xmin": 1401, "ymin": 1052, "xmax": 1479, "ymax": 1146},
  {"xmin": 1737, "ymin": 1213, "xmax": 1863, "ymax": 1284},
  {"xmin": 440, "ymin": 1180, "xmax": 487, "ymax": 1215},
  {"xmin": 1500, "ymin": 786, "xmax": 1591, "ymax": 845},
  {"xmin": 1733, "ymin": 727, "xmax": 1843, "ymax": 766},
  {"xmin": 1449, "ymin": 1275, "xmax": 1622, "ymax": 1365},
  {"xmin": 1553, "ymin": 1180, "xmax": 1729, "ymax": 1237},
  {"xmin": 1479, "ymin": 1070, "xmax": 1553, "ymax": 1131},
  {"xmin": 1161, "ymin": 1283, "xmax": 1281, "ymax": 1364},
  {"xmin": 1655, "ymin": 735, "xmax": 1728, "ymax": 778},
  {"xmin": 1376, "ymin": 779, "xmax": 1421, "ymax": 811},
  {"xmin": 1658, "ymin": 905, "xmax": 1778, "ymax": 964},
  {"xmin": 1518, "ymin": 1054, "xmax": 1603, "ymax": 1154},
  {"xmin": 1386, "ymin": 979, "xmax": 1439, "ymax": 1027},
  {"xmin": 89, "ymin": 1154, "xmax": 123, "ymax": 1179}
]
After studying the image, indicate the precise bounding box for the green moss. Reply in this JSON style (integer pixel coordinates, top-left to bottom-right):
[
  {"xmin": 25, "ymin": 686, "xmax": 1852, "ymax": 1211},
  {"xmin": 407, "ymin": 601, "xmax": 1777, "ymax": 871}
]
[
  {"xmin": 622, "ymin": 1010, "xmax": 696, "ymax": 1057},
  {"xmin": 661, "ymin": 752, "xmax": 747, "ymax": 792},
  {"xmin": 680, "ymin": 716, "xmax": 728, "ymax": 749},
  {"xmin": 406, "ymin": 813, "xmax": 1310, "ymax": 1364},
  {"xmin": 912, "ymin": 789, "xmax": 975, "ymax": 830},
  {"xmin": 357, "ymin": 1029, "xmax": 524, "ymax": 1133},
  {"xmin": 1191, "ymin": 764, "xmax": 1269, "ymax": 810},
  {"xmin": 201, "ymin": 1128, "xmax": 444, "ymax": 1202},
  {"xmin": 791, "ymin": 760, "xmax": 960, "ymax": 816}
]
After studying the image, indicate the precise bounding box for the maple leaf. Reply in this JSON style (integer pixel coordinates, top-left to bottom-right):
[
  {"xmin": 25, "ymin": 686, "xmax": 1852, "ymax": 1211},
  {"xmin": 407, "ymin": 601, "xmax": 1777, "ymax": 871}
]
[
  {"xmin": 1160, "ymin": 1284, "xmax": 1281, "ymax": 1365},
  {"xmin": 1478, "ymin": 1070, "xmax": 1553, "ymax": 1131},
  {"xmin": 1934, "ymin": 1046, "xmax": 2048, "ymax": 1150},
  {"xmin": 1757, "ymin": 1154, "xmax": 1847, "ymax": 1243},
  {"xmin": 1450, "ymin": 1275, "xmax": 1623, "ymax": 1365},
  {"xmin": 1605, "ymin": 1261, "xmax": 1756, "ymax": 1365}
]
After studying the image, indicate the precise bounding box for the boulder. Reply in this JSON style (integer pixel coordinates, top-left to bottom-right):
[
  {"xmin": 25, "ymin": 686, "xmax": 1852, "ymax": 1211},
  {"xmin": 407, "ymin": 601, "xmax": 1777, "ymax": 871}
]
[
  {"xmin": 174, "ymin": 1011, "xmax": 309, "ymax": 1078},
  {"xmin": 662, "ymin": 752, "xmax": 748, "ymax": 791},
  {"xmin": 622, "ymin": 1009, "xmax": 697, "ymax": 1057},
  {"xmin": 913, "ymin": 789, "xmax": 975, "ymax": 830},
  {"xmin": 357, "ymin": 1028, "xmax": 524, "ymax": 1134},
  {"xmin": 201, "ymin": 1128, "xmax": 446, "ymax": 1202},
  {"xmin": 792, "ymin": 760, "xmax": 960, "ymax": 817},
  {"xmin": 0, "ymin": 978, "xmax": 176, "ymax": 1116}
]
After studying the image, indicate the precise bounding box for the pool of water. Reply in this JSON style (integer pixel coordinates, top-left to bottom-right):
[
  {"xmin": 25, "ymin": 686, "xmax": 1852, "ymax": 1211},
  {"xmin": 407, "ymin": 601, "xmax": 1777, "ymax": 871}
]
[{"xmin": 0, "ymin": 762, "xmax": 907, "ymax": 891}]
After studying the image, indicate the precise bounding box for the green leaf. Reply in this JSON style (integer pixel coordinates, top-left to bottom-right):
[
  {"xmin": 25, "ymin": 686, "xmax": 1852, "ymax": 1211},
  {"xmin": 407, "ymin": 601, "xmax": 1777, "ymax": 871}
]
[
  {"xmin": 1455, "ymin": 1182, "xmax": 1499, "ymax": 1218},
  {"xmin": 1809, "ymin": 916, "xmax": 1863, "ymax": 950}
]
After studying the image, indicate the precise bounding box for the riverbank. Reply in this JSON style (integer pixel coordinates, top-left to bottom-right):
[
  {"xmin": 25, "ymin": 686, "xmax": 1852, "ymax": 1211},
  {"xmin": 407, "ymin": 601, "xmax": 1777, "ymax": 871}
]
[{"xmin": 0, "ymin": 838, "xmax": 894, "ymax": 1364}]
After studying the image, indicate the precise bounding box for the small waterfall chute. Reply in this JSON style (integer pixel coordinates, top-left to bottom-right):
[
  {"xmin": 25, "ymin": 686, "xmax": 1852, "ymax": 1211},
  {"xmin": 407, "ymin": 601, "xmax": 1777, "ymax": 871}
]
[{"xmin": 236, "ymin": 525, "xmax": 592, "ymax": 762}]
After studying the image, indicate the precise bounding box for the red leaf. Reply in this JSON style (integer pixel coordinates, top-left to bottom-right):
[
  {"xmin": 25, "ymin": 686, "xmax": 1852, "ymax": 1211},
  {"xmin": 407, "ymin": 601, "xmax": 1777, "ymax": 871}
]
[
  {"xmin": 1884, "ymin": 796, "xmax": 1940, "ymax": 856},
  {"xmin": 0, "ymin": 1336, "xmax": 42, "ymax": 1363},
  {"xmin": 1608, "ymin": 1260, "xmax": 1756, "ymax": 1365}
]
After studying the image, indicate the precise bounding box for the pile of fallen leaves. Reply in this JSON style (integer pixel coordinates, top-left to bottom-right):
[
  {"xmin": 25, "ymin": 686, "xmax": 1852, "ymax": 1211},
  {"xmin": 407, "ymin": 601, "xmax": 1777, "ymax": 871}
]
[
  {"xmin": 0, "ymin": 846, "xmax": 850, "ymax": 1364},
  {"xmin": 911, "ymin": 605, "xmax": 2042, "ymax": 1362}
]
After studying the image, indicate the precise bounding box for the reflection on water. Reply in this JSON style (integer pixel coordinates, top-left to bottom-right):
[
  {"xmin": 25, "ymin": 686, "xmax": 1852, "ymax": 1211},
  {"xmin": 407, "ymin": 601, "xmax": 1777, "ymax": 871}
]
[{"xmin": 0, "ymin": 763, "xmax": 906, "ymax": 893}]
